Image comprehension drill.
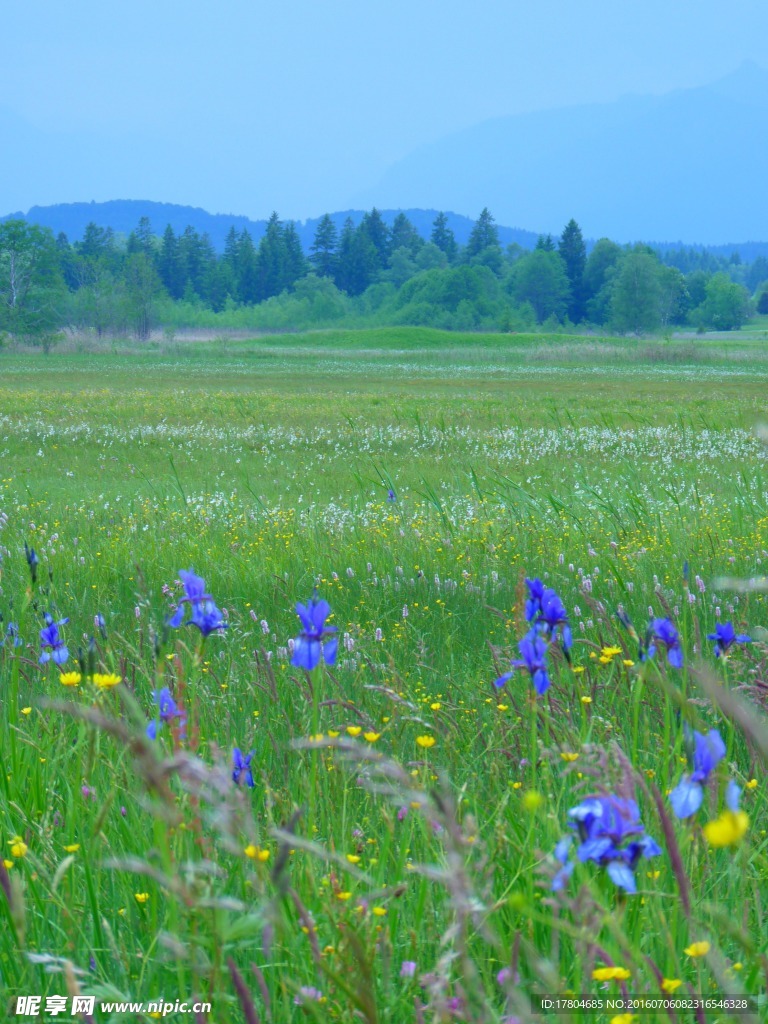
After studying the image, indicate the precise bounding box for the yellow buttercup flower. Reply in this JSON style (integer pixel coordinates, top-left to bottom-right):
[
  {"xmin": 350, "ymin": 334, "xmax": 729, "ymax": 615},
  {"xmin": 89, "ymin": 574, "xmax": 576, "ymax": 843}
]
[
  {"xmin": 21, "ymin": 707, "xmax": 31, "ymax": 716},
  {"xmin": 346, "ymin": 726, "xmax": 362, "ymax": 737},
  {"xmin": 703, "ymin": 810, "xmax": 749, "ymax": 848},
  {"xmin": 244, "ymin": 844, "xmax": 270, "ymax": 862},
  {"xmin": 610, "ymin": 1015, "xmax": 637, "ymax": 1024},
  {"xmin": 560, "ymin": 752, "xmax": 579, "ymax": 762},
  {"xmin": 684, "ymin": 941, "xmax": 710, "ymax": 958},
  {"xmin": 10, "ymin": 837, "xmax": 28, "ymax": 858},
  {"xmin": 580, "ymin": 695, "xmax": 592, "ymax": 703},
  {"xmin": 372, "ymin": 906, "xmax": 387, "ymax": 916},
  {"xmin": 363, "ymin": 732, "xmax": 380, "ymax": 742},
  {"xmin": 93, "ymin": 672, "xmax": 121, "ymax": 689},
  {"xmin": 59, "ymin": 671, "xmax": 82, "ymax": 687},
  {"xmin": 64, "ymin": 844, "xmax": 80, "ymax": 854},
  {"xmin": 416, "ymin": 735, "xmax": 436, "ymax": 748},
  {"xmin": 335, "ymin": 891, "xmax": 352, "ymax": 901},
  {"xmin": 745, "ymin": 779, "xmax": 757, "ymax": 789},
  {"xmin": 345, "ymin": 854, "xmax": 361, "ymax": 864},
  {"xmin": 592, "ymin": 966, "xmax": 631, "ymax": 981},
  {"xmin": 3, "ymin": 859, "xmax": 13, "ymax": 869},
  {"xmin": 134, "ymin": 892, "xmax": 150, "ymax": 903},
  {"xmin": 661, "ymin": 979, "xmax": 682, "ymax": 993}
]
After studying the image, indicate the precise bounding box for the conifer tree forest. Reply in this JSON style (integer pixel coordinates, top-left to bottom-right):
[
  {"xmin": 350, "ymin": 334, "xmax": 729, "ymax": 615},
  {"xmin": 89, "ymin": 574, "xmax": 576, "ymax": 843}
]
[{"xmin": 1, "ymin": 207, "xmax": 765, "ymax": 344}]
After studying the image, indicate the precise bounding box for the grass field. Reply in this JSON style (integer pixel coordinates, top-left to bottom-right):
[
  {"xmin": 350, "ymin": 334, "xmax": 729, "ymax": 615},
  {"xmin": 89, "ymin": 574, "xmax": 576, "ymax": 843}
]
[{"xmin": 1, "ymin": 329, "xmax": 767, "ymax": 1023}]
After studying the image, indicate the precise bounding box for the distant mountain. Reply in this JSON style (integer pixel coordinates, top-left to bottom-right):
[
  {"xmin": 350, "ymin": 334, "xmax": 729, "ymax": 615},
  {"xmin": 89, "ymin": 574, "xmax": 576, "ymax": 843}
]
[
  {"xmin": 361, "ymin": 62, "xmax": 768, "ymax": 246},
  {"xmin": 0, "ymin": 200, "xmax": 540, "ymax": 253}
]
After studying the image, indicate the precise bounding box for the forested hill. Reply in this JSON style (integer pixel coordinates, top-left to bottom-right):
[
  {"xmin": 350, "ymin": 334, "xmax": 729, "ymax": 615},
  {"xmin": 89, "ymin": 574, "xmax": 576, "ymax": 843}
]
[
  {"xmin": 4, "ymin": 200, "xmax": 768, "ymax": 263},
  {"xmin": 0, "ymin": 201, "xmax": 540, "ymax": 253}
]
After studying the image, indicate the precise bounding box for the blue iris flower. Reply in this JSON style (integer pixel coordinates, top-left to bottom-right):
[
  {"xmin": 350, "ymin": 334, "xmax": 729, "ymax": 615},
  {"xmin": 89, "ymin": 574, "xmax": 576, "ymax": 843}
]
[
  {"xmin": 669, "ymin": 726, "xmax": 726, "ymax": 818},
  {"xmin": 292, "ymin": 594, "xmax": 337, "ymax": 671},
  {"xmin": 648, "ymin": 618, "xmax": 684, "ymax": 668},
  {"xmin": 190, "ymin": 599, "xmax": 227, "ymax": 638},
  {"xmin": 1, "ymin": 622, "xmax": 22, "ymax": 649},
  {"xmin": 706, "ymin": 622, "xmax": 751, "ymax": 658},
  {"xmin": 387, "ymin": 488, "xmax": 397, "ymax": 502},
  {"xmin": 168, "ymin": 570, "xmax": 228, "ymax": 638},
  {"xmin": 524, "ymin": 578, "xmax": 572, "ymax": 650},
  {"xmin": 25, "ymin": 542, "xmax": 40, "ymax": 584},
  {"xmin": 551, "ymin": 836, "xmax": 575, "ymax": 892},
  {"xmin": 524, "ymin": 578, "xmax": 546, "ymax": 621},
  {"xmin": 146, "ymin": 687, "xmax": 186, "ymax": 740},
  {"xmin": 232, "ymin": 748, "xmax": 255, "ymax": 788},
  {"xmin": 495, "ymin": 632, "xmax": 550, "ymax": 694},
  {"xmin": 567, "ymin": 793, "xmax": 661, "ymax": 894},
  {"xmin": 39, "ymin": 613, "xmax": 69, "ymax": 665}
]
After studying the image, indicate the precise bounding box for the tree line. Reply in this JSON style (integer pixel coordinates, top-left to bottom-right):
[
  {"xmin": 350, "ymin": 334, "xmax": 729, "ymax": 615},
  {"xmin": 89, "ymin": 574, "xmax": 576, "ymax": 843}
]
[{"xmin": 1, "ymin": 207, "xmax": 766, "ymax": 345}]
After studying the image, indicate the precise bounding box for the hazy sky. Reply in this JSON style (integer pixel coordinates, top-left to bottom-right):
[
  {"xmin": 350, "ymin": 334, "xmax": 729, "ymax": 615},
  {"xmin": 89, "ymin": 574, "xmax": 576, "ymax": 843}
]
[{"xmin": 3, "ymin": 0, "xmax": 767, "ymax": 221}]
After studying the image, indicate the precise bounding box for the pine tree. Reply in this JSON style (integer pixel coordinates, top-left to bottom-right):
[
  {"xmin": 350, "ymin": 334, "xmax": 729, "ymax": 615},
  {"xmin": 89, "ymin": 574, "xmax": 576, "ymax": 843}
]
[
  {"xmin": 430, "ymin": 212, "xmax": 457, "ymax": 263},
  {"xmin": 390, "ymin": 213, "xmax": 423, "ymax": 258},
  {"xmin": 309, "ymin": 214, "xmax": 338, "ymax": 278},
  {"xmin": 558, "ymin": 219, "xmax": 587, "ymax": 322},
  {"xmin": 535, "ymin": 234, "xmax": 555, "ymax": 252},
  {"xmin": 158, "ymin": 225, "xmax": 184, "ymax": 299},
  {"xmin": 466, "ymin": 208, "xmax": 499, "ymax": 257},
  {"xmin": 283, "ymin": 222, "xmax": 307, "ymax": 285},
  {"xmin": 359, "ymin": 208, "xmax": 391, "ymax": 269}
]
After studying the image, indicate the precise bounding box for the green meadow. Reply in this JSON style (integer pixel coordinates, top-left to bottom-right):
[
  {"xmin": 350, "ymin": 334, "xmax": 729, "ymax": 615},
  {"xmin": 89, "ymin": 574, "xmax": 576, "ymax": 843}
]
[{"xmin": 1, "ymin": 329, "xmax": 767, "ymax": 1023}]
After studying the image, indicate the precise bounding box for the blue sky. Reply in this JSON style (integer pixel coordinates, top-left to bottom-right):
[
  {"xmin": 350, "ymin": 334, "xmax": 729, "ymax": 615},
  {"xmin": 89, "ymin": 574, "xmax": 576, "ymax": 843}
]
[{"xmin": 2, "ymin": 1, "xmax": 767, "ymax": 221}]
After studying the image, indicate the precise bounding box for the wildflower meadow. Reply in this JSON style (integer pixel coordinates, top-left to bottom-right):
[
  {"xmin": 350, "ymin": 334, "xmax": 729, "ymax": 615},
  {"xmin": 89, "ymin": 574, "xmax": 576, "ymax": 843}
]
[{"xmin": 1, "ymin": 328, "xmax": 767, "ymax": 1023}]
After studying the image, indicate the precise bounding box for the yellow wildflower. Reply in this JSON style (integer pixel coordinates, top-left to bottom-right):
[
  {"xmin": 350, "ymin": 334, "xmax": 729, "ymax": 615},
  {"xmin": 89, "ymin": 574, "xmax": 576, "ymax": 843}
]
[
  {"xmin": 335, "ymin": 891, "xmax": 352, "ymax": 901},
  {"xmin": 580, "ymin": 695, "xmax": 592, "ymax": 703},
  {"xmin": 610, "ymin": 1016, "xmax": 637, "ymax": 1024},
  {"xmin": 93, "ymin": 672, "xmax": 121, "ymax": 689},
  {"xmin": 703, "ymin": 810, "xmax": 749, "ymax": 848},
  {"xmin": 64, "ymin": 844, "xmax": 80, "ymax": 854},
  {"xmin": 363, "ymin": 732, "xmax": 380, "ymax": 742},
  {"xmin": 684, "ymin": 941, "xmax": 710, "ymax": 958},
  {"xmin": 134, "ymin": 892, "xmax": 150, "ymax": 904},
  {"xmin": 10, "ymin": 837, "xmax": 28, "ymax": 858},
  {"xmin": 416, "ymin": 735, "xmax": 435, "ymax": 749},
  {"xmin": 345, "ymin": 854, "xmax": 361, "ymax": 864},
  {"xmin": 560, "ymin": 752, "xmax": 579, "ymax": 762},
  {"xmin": 372, "ymin": 906, "xmax": 387, "ymax": 916},
  {"xmin": 430, "ymin": 702, "xmax": 441, "ymax": 710},
  {"xmin": 745, "ymin": 779, "xmax": 757, "ymax": 790},
  {"xmin": 346, "ymin": 726, "xmax": 362, "ymax": 737},
  {"xmin": 661, "ymin": 979, "xmax": 682, "ymax": 993},
  {"xmin": 592, "ymin": 966, "xmax": 631, "ymax": 981},
  {"xmin": 21, "ymin": 707, "xmax": 31, "ymax": 716},
  {"xmin": 59, "ymin": 671, "xmax": 82, "ymax": 687}
]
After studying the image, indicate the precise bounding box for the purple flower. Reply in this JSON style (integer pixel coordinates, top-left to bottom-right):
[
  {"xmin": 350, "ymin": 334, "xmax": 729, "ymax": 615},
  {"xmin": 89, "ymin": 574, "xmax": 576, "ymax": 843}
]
[
  {"xmin": 168, "ymin": 570, "xmax": 228, "ymax": 638},
  {"xmin": 495, "ymin": 632, "xmax": 550, "ymax": 694},
  {"xmin": 707, "ymin": 622, "xmax": 751, "ymax": 658},
  {"xmin": 524, "ymin": 578, "xmax": 572, "ymax": 650},
  {"xmin": 146, "ymin": 687, "xmax": 186, "ymax": 740},
  {"xmin": 294, "ymin": 986, "xmax": 323, "ymax": 1005},
  {"xmin": 387, "ymin": 488, "xmax": 397, "ymax": 502},
  {"xmin": 669, "ymin": 727, "xmax": 726, "ymax": 818},
  {"xmin": 648, "ymin": 618, "xmax": 684, "ymax": 668},
  {"xmin": 189, "ymin": 599, "xmax": 228, "ymax": 638},
  {"xmin": 400, "ymin": 961, "xmax": 417, "ymax": 979},
  {"xmin": 1, "ymin": 622, "xmax": 22, "ymax": 648},
  {"xmin": 25, "ymin": 542, "xmax": 39, "ymax": 584},
  {"xmin": 292, "ymin": 594, "xmax": 337, "ymax": 671},
  {"xmin": 39, "ymin": 613, "xmax": 69, "ymax": 665},
  {"xmin": 551, "ymin": 836, "xmax": 575, "ymax": 892},
  {"xmin": 567, "ymin": 794, "xmax": 661, "ymax": 893},
  {"xmin": 232, "ymin": 748, "xmax": 255, "ymax": 788}
]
